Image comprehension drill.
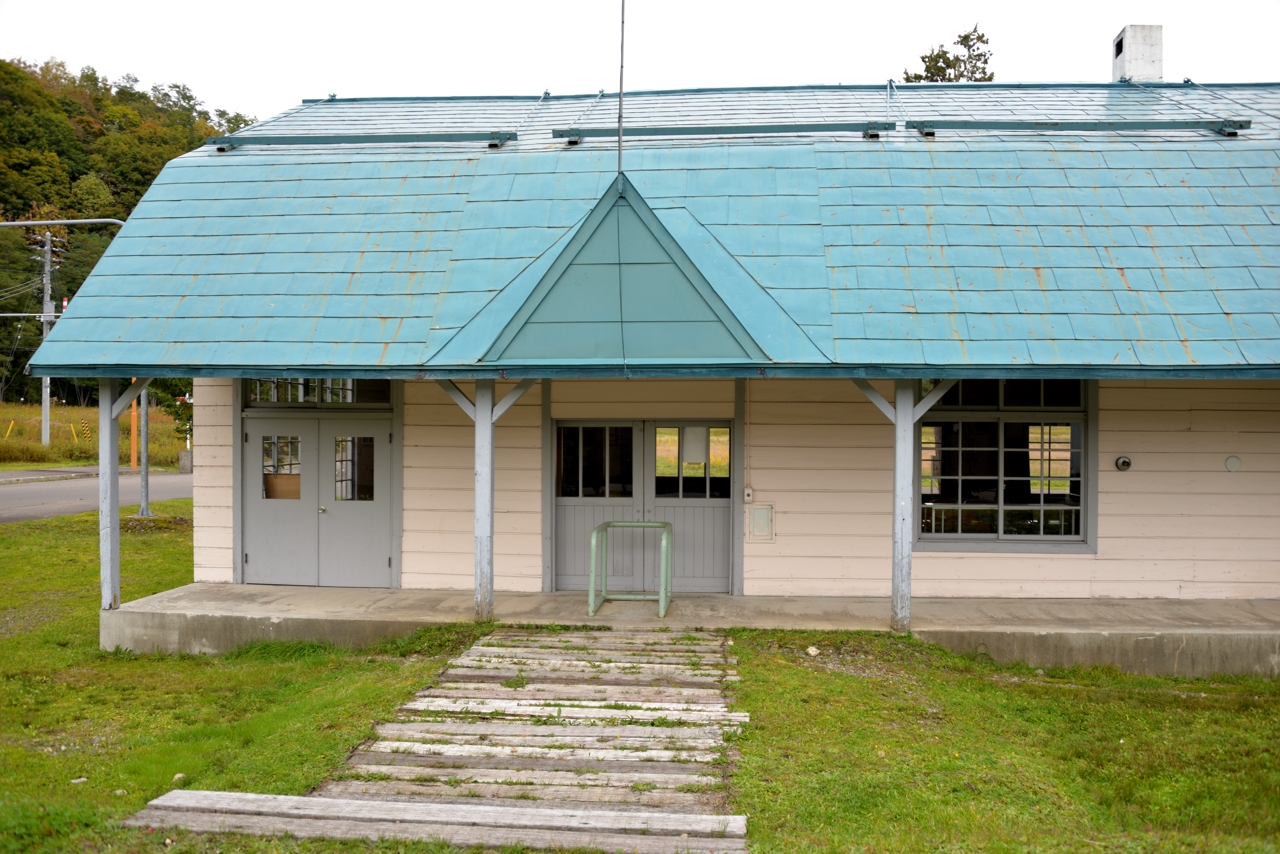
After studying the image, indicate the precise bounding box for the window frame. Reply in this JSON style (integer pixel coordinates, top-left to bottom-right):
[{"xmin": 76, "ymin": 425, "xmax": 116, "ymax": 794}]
[
  {"xmin": 913, "ymin": 380, "xmax": 1098, "ymax": 555},
  {"xmin": 242, "ymin": 378, "xmax": 393, "ymax": 410}
]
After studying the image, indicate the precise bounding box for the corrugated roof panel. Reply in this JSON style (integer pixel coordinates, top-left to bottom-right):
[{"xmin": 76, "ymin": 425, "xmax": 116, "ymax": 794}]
[{"xmin": 27, "ymin": 82, "xmax": 1280, "ymax": 377}]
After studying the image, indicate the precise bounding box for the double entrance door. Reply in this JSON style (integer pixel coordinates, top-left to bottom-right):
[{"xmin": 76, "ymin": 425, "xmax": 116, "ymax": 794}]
[
  {"xmin": 242, "ymin": 417, "xmax": 393, "ymax": 587},
  {"xmin": 554, "ymin": 421, "xmax": 731, "ymax": 593}
]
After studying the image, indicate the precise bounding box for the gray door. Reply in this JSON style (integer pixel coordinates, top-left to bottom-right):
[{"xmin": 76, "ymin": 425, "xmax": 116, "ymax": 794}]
[
  {"xmin": 553, "ymin": 421, "xmax": 730, "ymax": 593},
  {"xmin": 318, "ymin": 419, "xmax": 393, "ymax": 587},
  {"xmin": 242, "ymin": 417, "xmax": 393, "ymax": 588},
  {"xmin": 243, "ymin": 419, "xmax": 319, "ymax": 585}
]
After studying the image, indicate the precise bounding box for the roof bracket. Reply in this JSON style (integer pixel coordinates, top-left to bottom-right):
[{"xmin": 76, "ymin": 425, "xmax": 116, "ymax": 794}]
[
  {"xmin": 487, "ymin": 131, "xmax": 517, "ymax": 149},
  {"xmin": 915, "ymin": 123, "xmax": 936, "ymax": 138},
  {"xmin": 862, "ymin": 120, "xmax": 895, "ymax": 140}
]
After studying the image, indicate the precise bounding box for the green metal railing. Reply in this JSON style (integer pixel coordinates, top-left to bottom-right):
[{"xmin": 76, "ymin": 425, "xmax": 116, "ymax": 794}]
[{"xmin": 588, "ymin": 521, "xmax": 672, "ymax": 618}]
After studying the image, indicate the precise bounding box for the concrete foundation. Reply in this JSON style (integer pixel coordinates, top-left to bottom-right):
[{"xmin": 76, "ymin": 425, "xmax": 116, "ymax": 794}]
[{"xmin": 101, "ymin": 583, "xmax": 1280, "ymax": 678}]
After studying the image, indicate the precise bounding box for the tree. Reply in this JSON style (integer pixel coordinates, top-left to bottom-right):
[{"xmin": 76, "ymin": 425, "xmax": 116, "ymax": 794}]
[
  {"xmin": 903, "ymin": 25, "xmax": 994, "ymax": 83},
  {"xmin": 0, "ymin": 58, "xmax": 254, "ymax": 403}
]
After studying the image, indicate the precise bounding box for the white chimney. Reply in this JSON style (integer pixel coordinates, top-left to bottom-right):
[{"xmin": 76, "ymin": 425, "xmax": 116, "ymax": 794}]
[{"xmin": 1112, "ymin": 25, "xmax": 1163, "ymax": 82}]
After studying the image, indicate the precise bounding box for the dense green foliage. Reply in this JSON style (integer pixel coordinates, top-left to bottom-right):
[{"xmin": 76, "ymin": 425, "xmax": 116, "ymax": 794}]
[
  {"xmin": 0, "ymin": 58, "xmax": 254, "ymax": 404},
  {"xmin": 903, "ymin": 25, "xmax": 995, "ymax": 83}
]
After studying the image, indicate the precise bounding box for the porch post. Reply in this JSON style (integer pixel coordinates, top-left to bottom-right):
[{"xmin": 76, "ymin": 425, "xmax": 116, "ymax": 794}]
[
  {"xmin": 891, "ymin": 379, "xmax": 915, "ymax": 632},
  {"xmin": 99, "ymin": 378, "xmax": 120, "ymax": 610},
  {"xmin": 474, "ymin": 379, "xmax": 495, "ymax": 621}
]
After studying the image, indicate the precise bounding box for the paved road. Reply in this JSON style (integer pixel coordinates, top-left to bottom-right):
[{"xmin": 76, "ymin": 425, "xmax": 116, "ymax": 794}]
[{"xmin": 0, "ymin": 473, "xmax": 193, "ymax": 523}]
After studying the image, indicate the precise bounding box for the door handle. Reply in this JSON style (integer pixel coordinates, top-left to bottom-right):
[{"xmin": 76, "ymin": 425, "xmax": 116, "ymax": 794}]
[{"xmin": 318, "ymin": 506, "xmax": 327, "ymax": 513}]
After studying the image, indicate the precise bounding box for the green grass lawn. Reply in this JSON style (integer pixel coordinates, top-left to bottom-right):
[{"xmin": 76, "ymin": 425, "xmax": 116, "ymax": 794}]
[
  {"xmin": 726, "ymin": 630, "xmax": 1280, "ymax": 853},
  {"xmin": 2, "ymin": 502, "xmax": 1277, "ymax": 853},
  {"xmin": 0, "ymin": 500, "xmax": 490, "ymax": 854}
]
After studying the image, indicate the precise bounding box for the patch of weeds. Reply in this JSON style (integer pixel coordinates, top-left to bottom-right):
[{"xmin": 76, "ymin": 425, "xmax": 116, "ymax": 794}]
[
  {"xmin": 500, "ymin": 672, "xmax": 528, "ymax": 689},
  {"xmin": 369, "ymin": 622, "xmax": 496, "ymax": 657},
  {"xmin": 224, "ymin": 639, "xmax": 339, "ymax": 662},
  {"xmin": 630, "ymin": 781, "xmax": 658, "ymax": 792}
]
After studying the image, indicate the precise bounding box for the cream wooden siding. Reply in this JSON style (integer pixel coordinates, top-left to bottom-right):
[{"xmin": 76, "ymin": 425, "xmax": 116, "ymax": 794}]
[
  {"xmin": 743, "ymin": 378, "xmax": 1280, "ymax": 599},
  {"xmin": 551, "ymin": 379, "xmax": 735, "ymax": 421},
  {"xmin": 402, "ymin": 380, "xmax": 542, "ymax": 591},
  {"xmin": 742, "ymin": 379, "xmax": 894, "ymax": 596},
  {"xmin": 192, "ymin": 377, "xmax": 234, "ymax": 582}
]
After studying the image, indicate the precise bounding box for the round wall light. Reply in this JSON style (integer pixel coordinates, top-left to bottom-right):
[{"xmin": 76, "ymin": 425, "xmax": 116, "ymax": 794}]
[
  {"xmin": 1115, "ymin": 456, "xmax": 1132, "ymax": 471},
  {"xmin": 1225, "ymin": 455, "xmax": 1242, "ymax": 472}
]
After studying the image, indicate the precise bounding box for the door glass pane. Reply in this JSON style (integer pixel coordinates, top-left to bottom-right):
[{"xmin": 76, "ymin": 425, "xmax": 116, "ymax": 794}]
[
  {"xmin": 681, "ymin": 426, "xmax": 708, "ymax": 498},
  {"xmin": 581, "ymin": 427, "xmax": 606, "ymax": 497},
  {"xmin": 709, "ymin": 427, "xmax": 730, "ymax": 498},
  {"xmin": 654, "ymin": 427, "xmax": 680, "ymax": 498},
  {"xmin": 335, "ymin": 436, "xmax": 374, "ymax": 501},
  {"xmin": 608, "ymin": 427, "xmax": 633, "ymax": 498},
  {"xmin": 262, "ymin": 435, "xmax": 301, "ymax": 499},
  {"xmin": 556, "ymin": 426, "xmax": 580, "ymax": 497}
]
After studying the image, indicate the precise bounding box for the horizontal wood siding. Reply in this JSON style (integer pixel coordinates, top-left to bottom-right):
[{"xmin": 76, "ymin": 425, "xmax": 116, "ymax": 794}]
[
  {"xmin": 743, "ymin": 379, "xmax": 894, "ymax": 596},
  {"xmin": 192, "ymin": 377, "xmax": 233, "ymax": 582},
  {"xmin": 402, "ymin": 380, "xmax": 542, "ymax": 591},
  {"xmin": 743, "ymin": 378, "xmax": 1280, "ymax": 599},
  {"xmin": 550, "ymin": 379, "xmax": 735, "ymax": 420}
]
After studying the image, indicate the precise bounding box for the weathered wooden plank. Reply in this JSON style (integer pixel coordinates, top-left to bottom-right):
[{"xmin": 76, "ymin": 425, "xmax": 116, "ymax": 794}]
[
  {"xmin": 318, "ymin": 778, "xmax": 711, "ymax": 808},
  {"xmin": 372, "ymin": 726, "xmax": 722, "ymax": 750},
  {"xmin": 400, "ymin": 700, "xmax": 748, "ymax": 723},
  {"xmin": 421, "ymin": 682, "xmax": 727, "ymax": 704},
  {"xmin": 378, "ymin": 720, "xmax": 724, "ymax": 741},
  {"xmin": 348, "ymin": 751, "xmax": 707, "ymax": 776},
  {"xmin": 125, "ymin": 808, "xmax": 748, "ymax": 853},
  {"xmin": 143, "ymin": 791, "xmax": 747, "ymax": 837},
  {"xmin": 441, "ymin": 666, "xmax": 727, "ymax": 686},
  {"xmin": 366, "ymin": 739, "xmax": 718, "ymax": 763},
  {"xmin": 474, "ymin": 642, "xmax": 731, "ymax": 656},
  {"xmin": 454, "ymin": 656, "xmax": 735, "ymax": 677},
  {"xmin": 462, "ymin": 649, "xmax": 738, "ymax": 667},
  {"xmin": 486, "ymin": 639, "xmax": 728, "ymax": 653},
  {"xmin": 343, "ymin": 763, "xmax": 719, "ymax": 789}
]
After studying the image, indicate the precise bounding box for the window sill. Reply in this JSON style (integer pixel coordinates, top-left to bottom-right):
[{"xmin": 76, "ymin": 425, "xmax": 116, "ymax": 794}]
[{"xmin": 914, "ymin": 539, "xmax": 1096, "ymax": 555}]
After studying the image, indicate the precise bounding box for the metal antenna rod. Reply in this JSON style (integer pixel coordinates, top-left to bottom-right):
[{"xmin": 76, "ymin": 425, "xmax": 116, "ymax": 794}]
[{"xmin": 618, "ymin": 0, "xmax": 625, "ymax": 176}]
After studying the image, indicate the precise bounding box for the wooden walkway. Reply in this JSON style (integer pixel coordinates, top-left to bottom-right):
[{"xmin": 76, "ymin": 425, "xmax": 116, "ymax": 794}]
[{"xmin": 126, "ymin": 628, "xmax": 749, "ymax": 853}]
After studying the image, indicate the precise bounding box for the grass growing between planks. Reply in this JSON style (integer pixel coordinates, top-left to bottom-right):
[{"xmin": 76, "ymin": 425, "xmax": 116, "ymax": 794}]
[
  {"xmin": 0, "ymin": 500, "xmax": 536, "ymax": 854},
  {"xmin": 726, "ymin": 629, "xmax": 1280, "ymax": 854}
]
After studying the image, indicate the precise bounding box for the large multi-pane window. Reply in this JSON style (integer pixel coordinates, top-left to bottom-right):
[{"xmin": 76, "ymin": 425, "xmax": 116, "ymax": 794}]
[
  {"xmin": 246, "ymin": 378, "xmax": 391, "ymax": 407},
  {"xmin": 919, "ymin": 379, "xmax": 1085, "ymax": 540}
]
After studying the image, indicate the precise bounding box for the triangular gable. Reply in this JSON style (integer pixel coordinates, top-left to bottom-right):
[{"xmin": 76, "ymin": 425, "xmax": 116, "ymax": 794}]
[{"xmin": 483, "ymin": 176, "xmax": 765, "ymax": 364}]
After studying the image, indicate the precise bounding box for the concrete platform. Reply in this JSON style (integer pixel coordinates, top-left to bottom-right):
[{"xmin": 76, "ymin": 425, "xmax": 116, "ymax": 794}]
[{"xmin": 102, "ymin": 583, "xmax": 1280, "ymax": 678}]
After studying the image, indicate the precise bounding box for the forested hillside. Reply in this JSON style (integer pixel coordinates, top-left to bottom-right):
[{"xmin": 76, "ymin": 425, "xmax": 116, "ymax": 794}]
[{"xmin": 0, "ymin": 57, "xmax": 254, "ymax": 404}]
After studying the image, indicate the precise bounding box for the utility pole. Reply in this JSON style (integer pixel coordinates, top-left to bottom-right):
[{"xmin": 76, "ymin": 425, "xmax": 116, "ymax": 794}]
[{"xmin": 37, "ymin": 231, "xmax": 63, "ymax": 446}]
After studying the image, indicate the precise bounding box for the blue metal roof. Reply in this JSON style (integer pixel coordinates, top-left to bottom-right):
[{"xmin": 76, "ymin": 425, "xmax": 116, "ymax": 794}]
[{"xmin": 30, "ymin": 82, "xmax": 1280, "ymax": 378}]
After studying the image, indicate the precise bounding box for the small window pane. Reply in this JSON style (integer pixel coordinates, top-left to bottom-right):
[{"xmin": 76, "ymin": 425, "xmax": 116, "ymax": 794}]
[
  {"xmin": 961, "ymin": 380, "xmax": 999, "ymax": 407},
  {"xmin": 335, "ymin": 436, "xmax": 375, "ymax": 501},
  {"xmin": 655, "ymin": 428, "xmax": 680, "ymax": 498},
  {"xmin": 1003, "ymin": 379, "xmax": 1040, "ymax": 407},
  {"xmin": 608, "ymin": 427, "xmax": 633, "ymax": 498},
  {"xmin": 1004, "ymin": 509, "xmax": 1041, "ymax": 535},
  {"xmin": 355, "ymin": 379, "xmax": 392, "ymax": 404},
  {"xmin": 709, "ymin": 427, "xmax": 731, "ymax": 499},
  {"xmin": 582, "ymin": 427, "xmax": 607, "ymax": 497},
  {"xmin": 1044, "ymin": 379, "xmax": 1082, "ymax": 408},
  {"xmin": 961, "ymin": 449, "xmax": 998, "ymax": 477},
  {"xmin": 262, "ymin": 435, "xmax": 301, "ymax": 499},
  {"xmin": 556, "ymin": 426, "xmax": 580, "ymax": 497},
  {"xmin": 961, "ymin": 479, "xmax": 998, "ymax": 505},
  {"xmin": 961, "ymin": 422, "xmax": 999, "ymax": 449},
  {"xmin": 960, "ymin": 508, "xmax": 997, "ymax": 533},
  {"xmin": 321, "ymin": 379, "xmax": 353, "ymax": 403}
]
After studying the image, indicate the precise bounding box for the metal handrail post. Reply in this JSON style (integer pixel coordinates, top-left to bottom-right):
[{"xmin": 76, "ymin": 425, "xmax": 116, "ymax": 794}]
[{"xmin": 587, "ymin": 520, "xmax": 673, "ymax": 618}]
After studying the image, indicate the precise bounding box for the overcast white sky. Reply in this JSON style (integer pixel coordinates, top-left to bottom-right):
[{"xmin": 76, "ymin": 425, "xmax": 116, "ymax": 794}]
[{"xmin": 2, "ymin": 1, "xmax": 1278, "ymax": 122}]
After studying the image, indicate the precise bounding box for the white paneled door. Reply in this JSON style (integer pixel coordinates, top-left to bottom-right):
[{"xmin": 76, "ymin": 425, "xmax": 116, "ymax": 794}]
[{"xmin": 554, "ymin": 421, "xmax": 731, "ymax": 593}]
